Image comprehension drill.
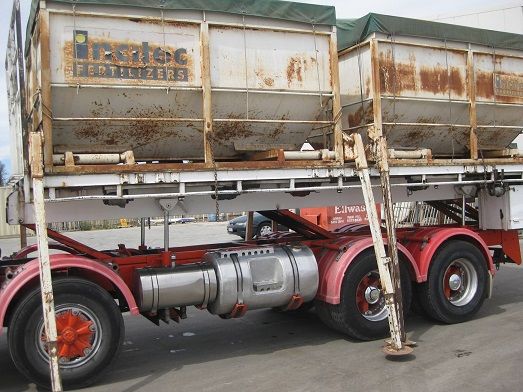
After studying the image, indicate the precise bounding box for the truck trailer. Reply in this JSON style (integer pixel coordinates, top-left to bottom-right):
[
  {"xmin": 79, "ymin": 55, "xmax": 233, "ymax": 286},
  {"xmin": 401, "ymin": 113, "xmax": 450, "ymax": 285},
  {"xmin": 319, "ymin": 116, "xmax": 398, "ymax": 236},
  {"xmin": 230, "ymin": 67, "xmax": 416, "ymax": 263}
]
[{"xmin": 3, "ymin": 0, "xmax": 523, "ymax": 389}]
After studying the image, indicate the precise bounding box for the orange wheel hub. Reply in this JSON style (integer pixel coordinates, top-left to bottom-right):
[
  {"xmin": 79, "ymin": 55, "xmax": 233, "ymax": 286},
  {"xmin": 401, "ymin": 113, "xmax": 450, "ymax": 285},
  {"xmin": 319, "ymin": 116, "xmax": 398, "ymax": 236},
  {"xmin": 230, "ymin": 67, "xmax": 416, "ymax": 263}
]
[{"xmin": 51, "ymin": 310, "xmax": 94, "ymax": 359}]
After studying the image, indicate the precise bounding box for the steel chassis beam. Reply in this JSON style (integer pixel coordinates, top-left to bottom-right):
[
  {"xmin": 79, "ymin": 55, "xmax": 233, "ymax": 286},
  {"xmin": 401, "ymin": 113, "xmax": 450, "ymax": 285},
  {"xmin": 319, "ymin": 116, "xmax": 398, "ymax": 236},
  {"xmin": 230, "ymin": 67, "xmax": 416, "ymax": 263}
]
[{"xmin": 7, "ymin": 162, "xmax": 523, "ymax": 225}]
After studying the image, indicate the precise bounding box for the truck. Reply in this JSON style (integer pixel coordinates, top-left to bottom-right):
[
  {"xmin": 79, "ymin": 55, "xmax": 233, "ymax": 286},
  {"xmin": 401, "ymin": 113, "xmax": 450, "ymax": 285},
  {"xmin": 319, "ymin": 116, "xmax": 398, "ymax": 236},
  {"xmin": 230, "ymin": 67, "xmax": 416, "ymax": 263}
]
[{"xmin": 3, "ymin": 0, "xmax": 523, "ymax": 389}]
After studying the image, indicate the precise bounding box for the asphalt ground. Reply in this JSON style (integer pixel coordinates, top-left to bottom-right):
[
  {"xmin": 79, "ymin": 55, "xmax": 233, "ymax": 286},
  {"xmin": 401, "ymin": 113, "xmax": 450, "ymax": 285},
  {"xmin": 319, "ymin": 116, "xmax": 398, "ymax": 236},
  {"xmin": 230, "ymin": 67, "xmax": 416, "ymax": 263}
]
[{"xmin": 1, "ymin": 223, "xmax": 522, "ymax": 392}]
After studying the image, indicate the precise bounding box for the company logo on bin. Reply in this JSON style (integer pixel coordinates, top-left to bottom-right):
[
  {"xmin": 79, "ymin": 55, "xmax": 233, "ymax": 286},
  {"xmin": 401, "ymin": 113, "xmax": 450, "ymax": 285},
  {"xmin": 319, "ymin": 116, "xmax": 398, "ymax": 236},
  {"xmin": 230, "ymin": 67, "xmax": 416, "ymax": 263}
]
[
  {"xmin": 494, "ymin": 73, "xmax": 523, "ymax": 98},
  {"xmin": 69, "ymin": 30, "xmax": 190, "ymax": 82}
]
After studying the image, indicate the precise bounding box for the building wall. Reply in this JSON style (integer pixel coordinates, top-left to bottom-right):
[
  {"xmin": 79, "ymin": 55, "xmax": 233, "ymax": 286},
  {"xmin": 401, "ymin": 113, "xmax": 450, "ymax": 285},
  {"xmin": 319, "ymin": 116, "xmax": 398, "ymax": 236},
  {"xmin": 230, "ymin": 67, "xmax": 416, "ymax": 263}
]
[
  {"xmin": 0, "ymin": 187, "xmax": 20, "ymax": 238},
  {"xmin": 434, "ymin": 4, "xmax": 523, "ymax": 34}
]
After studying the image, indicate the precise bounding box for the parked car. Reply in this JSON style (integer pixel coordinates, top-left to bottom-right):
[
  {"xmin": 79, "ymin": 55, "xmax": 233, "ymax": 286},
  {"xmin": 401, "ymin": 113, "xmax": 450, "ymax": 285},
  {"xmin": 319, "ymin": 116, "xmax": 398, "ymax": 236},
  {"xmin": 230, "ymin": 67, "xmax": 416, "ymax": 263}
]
[
  {"xmin": 227, "ymin": 213, "xmax": 279, "ymax": 239},
  {"xmin": 170, "ymin": 217, "xmax": 196, "ymax": 224}
]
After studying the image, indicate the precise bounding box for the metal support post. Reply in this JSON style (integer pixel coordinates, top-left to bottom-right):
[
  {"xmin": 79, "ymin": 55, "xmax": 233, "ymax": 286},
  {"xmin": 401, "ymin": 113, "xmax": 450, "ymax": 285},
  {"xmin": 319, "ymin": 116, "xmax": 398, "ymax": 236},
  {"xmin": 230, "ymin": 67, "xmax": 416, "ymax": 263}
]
[
  {"xmin": 159, "ymin": 199, "xmax": 178, "ymax": 250},
  {"xmin": 373, "ymin": 134, "xmax": 411, "ymax": 350},
  {"xmin": 246, "ymin": 211, "xmax": 254, "ymax": 241},
  {"xmin": 30, "ymin": 132, "xmax": 63, "ymax": 390},
  {"xmin": 20, "ymin": 225, "xmax": 27, "ymax": 248},
  {"xmin": 163, "ymin": 209, "xmax": 170, "ymax": 251},
  {"xmin": 462, "ymin": 195, "xmax": 466, "ymax": 226},
  {"xmin": 140, "ymin": 217, "xmax": 146, "ymax": 248},
  {"xmin": 348, "ymin": 133, "xmax": 413, "ymax": 356}
]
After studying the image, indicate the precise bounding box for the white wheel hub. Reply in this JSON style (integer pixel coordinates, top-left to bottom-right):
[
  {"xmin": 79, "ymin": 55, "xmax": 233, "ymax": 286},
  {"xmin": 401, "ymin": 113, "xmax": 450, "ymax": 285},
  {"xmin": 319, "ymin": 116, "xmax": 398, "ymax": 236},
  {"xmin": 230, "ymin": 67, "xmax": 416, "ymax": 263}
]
[
  {"xmin": 448, "ymin": 274, "xmax": 462, "ymax": 291},
  {"xmin": 364, "ymin": 286, "xmax": 381, "ymax": 305}
]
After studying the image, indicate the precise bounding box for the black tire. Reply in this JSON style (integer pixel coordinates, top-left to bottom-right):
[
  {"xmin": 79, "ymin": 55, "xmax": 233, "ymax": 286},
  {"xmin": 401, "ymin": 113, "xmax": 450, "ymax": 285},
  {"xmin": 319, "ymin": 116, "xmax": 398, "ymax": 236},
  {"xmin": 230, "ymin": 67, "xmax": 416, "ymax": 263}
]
[
  {"xmin": 315, "ymin": 250, "xmax": 412, "ymax": 340},
  {"xmin": 8, "ymin": 278, "xmax": 124, "ymax": 390},
  {"xmin": 418, "ymin": 240, "xmax": 488, "ymax": 324},
  {"xmin": 256, "ymin": 222, "xmax": 273, "ymax": 238}
]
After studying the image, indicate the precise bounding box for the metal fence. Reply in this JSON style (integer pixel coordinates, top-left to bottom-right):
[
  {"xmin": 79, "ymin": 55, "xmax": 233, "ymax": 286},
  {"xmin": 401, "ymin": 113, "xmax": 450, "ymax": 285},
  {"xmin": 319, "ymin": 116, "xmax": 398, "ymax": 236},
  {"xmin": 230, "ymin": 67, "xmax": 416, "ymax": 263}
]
[
  {"xmin": 48, "ymin": 214, "xmax": 234, "ymax": 233},
  {"xmin": 393, "ymin": 202, "xmax": 456, "ymax": 227}
]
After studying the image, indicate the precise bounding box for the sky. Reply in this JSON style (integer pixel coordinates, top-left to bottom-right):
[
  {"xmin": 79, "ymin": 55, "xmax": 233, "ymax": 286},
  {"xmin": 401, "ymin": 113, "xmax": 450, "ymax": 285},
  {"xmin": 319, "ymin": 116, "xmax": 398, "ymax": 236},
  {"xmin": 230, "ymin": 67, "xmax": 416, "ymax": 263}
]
[{"xmin": 0, "ymin": 0, "xmax": 520, "ymax": 178}]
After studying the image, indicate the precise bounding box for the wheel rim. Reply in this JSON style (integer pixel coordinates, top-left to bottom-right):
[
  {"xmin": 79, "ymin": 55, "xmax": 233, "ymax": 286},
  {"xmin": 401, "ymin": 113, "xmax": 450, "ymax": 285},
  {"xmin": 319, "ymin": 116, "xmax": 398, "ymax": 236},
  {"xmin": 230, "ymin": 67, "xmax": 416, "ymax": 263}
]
[
  {"xmin": 442, "ymin": 258, "xmax": 478, "ymax": 307},
  {"xmin": 355, "ymin": 270, "xmax": 388, "ymax": 321},
  {"xmin": 259, "ymin": 225, "xmax": 273, "ymax": 237},
  {"xmin": 36, "ymin": 304, "xmax": 102, "ymax": 368}
]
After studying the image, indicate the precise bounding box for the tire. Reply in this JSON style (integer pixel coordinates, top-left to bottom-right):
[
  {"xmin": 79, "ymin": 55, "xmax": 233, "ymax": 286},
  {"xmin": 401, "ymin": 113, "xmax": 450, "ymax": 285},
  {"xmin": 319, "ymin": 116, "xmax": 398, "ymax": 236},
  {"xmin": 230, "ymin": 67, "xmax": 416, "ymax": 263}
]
[
  {"xmin": 418, "ymin": 240, "xmax": 488, "ymax": 324},
  {"xmin": 256, "ymin": 222, "xmax": 273, "ymax": 238},
  {"xmin": 8, "ymin": 277, "xmax": 124, "ymax": 390},
  {"xmin": 315, "ymin": 250, "xmax": 412, "ymax": 340}
]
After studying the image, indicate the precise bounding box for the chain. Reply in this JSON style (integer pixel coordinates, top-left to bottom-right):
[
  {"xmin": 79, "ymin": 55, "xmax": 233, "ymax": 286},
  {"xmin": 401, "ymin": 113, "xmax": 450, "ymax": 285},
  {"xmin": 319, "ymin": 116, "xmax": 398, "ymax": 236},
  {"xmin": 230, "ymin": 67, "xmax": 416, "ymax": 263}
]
[
  {"xmin": 208, "ymin": 136, "xmax": 220, "ymax": 221},
  {"xmin": 480, "ymin": 148, "xmax": 489, "ymax": 190}
]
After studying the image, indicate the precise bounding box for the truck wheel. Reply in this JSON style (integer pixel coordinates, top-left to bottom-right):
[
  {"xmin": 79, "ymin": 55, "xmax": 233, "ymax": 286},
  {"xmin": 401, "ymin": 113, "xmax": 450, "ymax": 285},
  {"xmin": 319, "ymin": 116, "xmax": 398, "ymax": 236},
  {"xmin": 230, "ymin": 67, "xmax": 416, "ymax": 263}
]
[
  {"xmin": 315, "ymin": 250, "xmax": 412, "ymax": 340},
  {"xmin": 418, "ymin": 240, "xmax": 487, "ymax": 324},
  {"xmin": 8, "ymin": 277, "xmax": 124, "ymax": 390}
]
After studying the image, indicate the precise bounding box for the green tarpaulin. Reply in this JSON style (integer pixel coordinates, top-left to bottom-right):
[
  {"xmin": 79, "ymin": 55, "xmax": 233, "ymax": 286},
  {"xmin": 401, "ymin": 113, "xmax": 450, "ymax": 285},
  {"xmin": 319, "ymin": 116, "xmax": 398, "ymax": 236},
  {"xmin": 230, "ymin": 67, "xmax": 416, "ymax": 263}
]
[
  {"xmin": 337, "ymin": 13, "xmax": 523, "ymax": 52},
  {"xmin": 26, "ymin": 0, "xmax": 336, "ymax": 53}
]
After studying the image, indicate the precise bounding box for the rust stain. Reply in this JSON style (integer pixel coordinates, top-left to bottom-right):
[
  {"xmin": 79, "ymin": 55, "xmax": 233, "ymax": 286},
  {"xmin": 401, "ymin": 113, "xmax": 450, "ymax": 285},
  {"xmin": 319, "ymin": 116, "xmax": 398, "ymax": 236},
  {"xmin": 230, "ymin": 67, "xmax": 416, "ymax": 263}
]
[
  {"xmin": 365, "ymin": 77, "xmax": 371, "ymax": 98},
  {"xmin": 254, "ymin": 69, "xmax": 275, "ymax": 88},
  {"xmin": 379, "ymin": 51, "xmax": 416, "ymax": 94},
  {"xmin": 378, "ymin": 50, "xmax": 465, "ymax": 97},
  {"xmin": 127, "ymin": 18, "xmax": 189, "ymax": 28},
  {"xmin": 348, "ymin": 104, "xmax": 374, "ymax": 127},
  {"xmin": 476, "ymin": 71, "xmax": 494, "ymax": 99},
  {"xmin": 286, "ymin": 56, "xmax": 310, "ymax": 86},
  {"xmin": 51, "ymin": 159, "xmax": 344, "ymax": 176},
  {"xmin": 71, "ymin": 104, "xmax": 200, "ymax": 154},
  {"xmin": 264, "ymin": 77, "xmax": 275, "ymax": 87},
  {"xmin": 211, "ymin": 114, "xmax": 255, "ymax": 145},
  {"xmin": 478, "ymin": 129, "xmax": 503, "ymax": 149},
  {"xmin": 419, "ymin": 66, "xmax": 464, "ymax": 96},
  {"xmin": 384, "ymin": 128, "xmax": 438, "ymax": 149},
  {"xmin": 416, "ymin": 117, "xmax": 440, "ymax": 124},
  {"xmin": 268, "ymin": 114, "xmax": 289, "ymax": 139}
]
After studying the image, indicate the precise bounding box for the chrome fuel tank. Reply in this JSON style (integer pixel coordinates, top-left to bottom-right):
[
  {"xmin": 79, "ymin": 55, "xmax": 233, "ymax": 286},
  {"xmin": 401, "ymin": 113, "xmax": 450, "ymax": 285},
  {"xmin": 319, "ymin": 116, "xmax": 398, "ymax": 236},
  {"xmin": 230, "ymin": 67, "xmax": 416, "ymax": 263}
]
[{"xmin": 134, "ymin": 245, "xmax": 318, "ymax": 315}]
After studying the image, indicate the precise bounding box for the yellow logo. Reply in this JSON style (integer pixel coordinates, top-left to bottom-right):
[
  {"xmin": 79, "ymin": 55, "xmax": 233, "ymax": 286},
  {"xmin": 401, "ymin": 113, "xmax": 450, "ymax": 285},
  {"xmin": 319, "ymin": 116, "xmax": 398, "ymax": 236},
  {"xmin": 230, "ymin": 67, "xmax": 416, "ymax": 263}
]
[{"xmin": 75, "ymin": 33, "xmax": 86, "ymax": 44}]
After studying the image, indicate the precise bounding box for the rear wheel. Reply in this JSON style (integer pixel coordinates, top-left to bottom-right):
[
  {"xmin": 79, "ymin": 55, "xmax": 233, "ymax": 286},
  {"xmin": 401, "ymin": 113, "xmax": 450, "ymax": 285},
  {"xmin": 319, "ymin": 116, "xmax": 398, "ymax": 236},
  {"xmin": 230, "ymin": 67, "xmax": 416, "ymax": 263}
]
[
  {"xmin": 418, "ymin": 240, "xmax": 488, "ymax": 323},
  {"xmin": 316, "ymin": 250, "xmax": 412, "ymax": 340},
  {"xmin": 8, "ymin": 277, "xmax": 124, "ymax": 389}
]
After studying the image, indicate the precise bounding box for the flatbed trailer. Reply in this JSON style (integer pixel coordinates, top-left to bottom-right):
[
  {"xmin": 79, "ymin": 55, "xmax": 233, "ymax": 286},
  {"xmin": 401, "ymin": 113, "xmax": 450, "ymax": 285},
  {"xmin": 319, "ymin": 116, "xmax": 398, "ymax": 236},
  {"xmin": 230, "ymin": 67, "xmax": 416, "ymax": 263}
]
[{"xmin": 3, "ymin": 1, "xmax": 523, "ymax": 390}]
